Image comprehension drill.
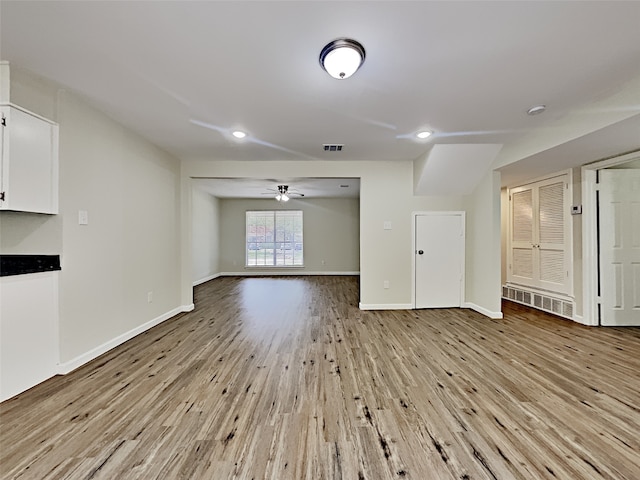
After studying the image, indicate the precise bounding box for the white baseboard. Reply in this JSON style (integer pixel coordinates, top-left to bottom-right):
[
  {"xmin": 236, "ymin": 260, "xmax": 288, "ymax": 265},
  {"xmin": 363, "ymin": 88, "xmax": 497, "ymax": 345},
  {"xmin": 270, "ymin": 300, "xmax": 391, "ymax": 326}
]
[
  {"xmin": 571, "ymin": 314, "xmax": 595, "ymax": 326},
  {"xmin": 359, "ymin": 303, "xmax": 413, "ymax": 310},
  {"xmin": 462, "ymin": 302, "xmax": 503, "ymax": 319},
  {"xmin": 58, "ymin": 304, "xmax": 193, "ymax": 375},
  {"xmin": 220, "ymin": 271, "xmax": 360, "ymax": 277},
  {"xmin": 193, "ymin": 273, "xmax": 221, "ymax": 286}
]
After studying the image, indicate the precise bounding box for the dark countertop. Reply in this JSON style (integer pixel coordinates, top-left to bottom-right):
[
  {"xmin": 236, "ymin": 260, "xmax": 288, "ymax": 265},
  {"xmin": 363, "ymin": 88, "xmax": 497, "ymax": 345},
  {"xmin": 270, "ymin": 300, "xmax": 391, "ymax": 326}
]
[{"xmin": 0, "ymin": 255, "xmax": 61, "ymax": 277}]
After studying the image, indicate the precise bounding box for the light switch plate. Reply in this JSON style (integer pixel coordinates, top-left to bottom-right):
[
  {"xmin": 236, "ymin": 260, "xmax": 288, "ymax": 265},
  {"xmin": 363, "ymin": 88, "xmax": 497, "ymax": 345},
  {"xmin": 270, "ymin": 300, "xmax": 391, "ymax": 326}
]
[{"xmin": 78, "ymin": 210, "xmax": 89, "ymax": 225}]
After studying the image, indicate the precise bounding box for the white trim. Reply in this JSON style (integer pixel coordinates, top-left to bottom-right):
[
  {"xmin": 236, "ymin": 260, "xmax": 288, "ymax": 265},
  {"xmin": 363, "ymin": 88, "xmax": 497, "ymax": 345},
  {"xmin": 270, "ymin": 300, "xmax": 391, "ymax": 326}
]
[
  {"xmin": 58, "ymin": 304, "xmax": 193, "ymax": 374},
  {"xmin": 411, "ymin": 211, "xmax": 466, "ymax": 309},
  {"xmin": 581, "ymin": 150, "xmax": 640, "ymax": 326},
  {"xmin": 0, "ymin": 102, "xmax": 57, "ymax": 125},
  {"xmin": 572, "ymin": 315, "xmax": 591, "ymax": 326},
  {"xmin": 462, "ymin": 302, "xmax": 503, "ymax": 319},
  {"xmin": 581, "ymin": 167, "xmax": 599, "ymax": 326},
  {"xmin": 506, "ymin": 168, "xmax": 573, "ymax": 189},
  {"xmin": 219, "ymin": 271, "xmax": 360, "ymax": 277},
  {"xmin": 359, "ymin": 303, "xmax": 412, "ymax": 310},
  {"xmin": 193, "ymin": 273, "xmax": 221, "ymax": 286}
]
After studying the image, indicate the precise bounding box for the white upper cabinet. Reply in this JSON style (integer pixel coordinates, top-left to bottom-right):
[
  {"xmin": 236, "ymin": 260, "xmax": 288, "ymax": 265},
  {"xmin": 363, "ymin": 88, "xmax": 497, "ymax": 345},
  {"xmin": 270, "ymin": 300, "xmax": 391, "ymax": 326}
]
[{"xmin": 0, "ymin": 104, "xmax": 59, "ymax": 214}]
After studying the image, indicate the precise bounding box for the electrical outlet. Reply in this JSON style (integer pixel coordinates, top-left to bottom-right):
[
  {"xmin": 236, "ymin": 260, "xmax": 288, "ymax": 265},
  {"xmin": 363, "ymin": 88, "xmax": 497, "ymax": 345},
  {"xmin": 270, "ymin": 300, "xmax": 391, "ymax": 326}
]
[
  {"xmin": 147, "ymin": 291, "xmax": 153, "ymax": 303},
  {"xmin": 383, "ymin": 280, "xmax": 390, "ymax": 289},
  {"xmin": 321, "ymin": 260, "xmax": 326, "ymax": 265}
]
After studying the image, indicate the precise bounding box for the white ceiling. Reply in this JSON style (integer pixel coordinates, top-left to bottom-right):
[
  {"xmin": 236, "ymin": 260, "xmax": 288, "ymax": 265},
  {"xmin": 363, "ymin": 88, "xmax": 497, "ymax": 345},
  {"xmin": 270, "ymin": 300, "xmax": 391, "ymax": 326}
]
[
  {"xmin": 1, "ymin": 1, "xmax": 639, "ymax": 195},
  {"xmin": 193, "ymin": 177, "xmax": 359, "ymax": 199}
]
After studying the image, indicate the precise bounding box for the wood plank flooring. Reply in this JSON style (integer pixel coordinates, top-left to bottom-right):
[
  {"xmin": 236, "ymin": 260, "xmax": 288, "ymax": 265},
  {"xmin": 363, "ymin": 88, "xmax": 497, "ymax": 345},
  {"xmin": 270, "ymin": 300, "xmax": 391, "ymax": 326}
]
[{"xmin": 1, "ymin": 276, "xmax": 639, "ymax": 479}]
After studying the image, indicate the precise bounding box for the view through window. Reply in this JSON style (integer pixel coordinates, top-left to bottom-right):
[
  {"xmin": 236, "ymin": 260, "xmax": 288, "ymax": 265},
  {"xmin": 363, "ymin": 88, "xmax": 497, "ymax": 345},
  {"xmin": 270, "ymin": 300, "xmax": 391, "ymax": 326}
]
[{"xmin": 246, "ymin": 210, "xmax": 303, "ymax": 266}]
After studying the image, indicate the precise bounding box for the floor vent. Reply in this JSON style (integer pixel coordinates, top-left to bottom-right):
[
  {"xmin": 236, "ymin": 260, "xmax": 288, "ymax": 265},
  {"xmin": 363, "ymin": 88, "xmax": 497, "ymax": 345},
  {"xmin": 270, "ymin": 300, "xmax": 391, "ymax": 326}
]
[
  {"xmin": 323, "ymin": 144, "xmax": 344, "ymax": 152},
  {"xmin": 503, "ymin": 285, "xmax": 574, "ymax": 320}
]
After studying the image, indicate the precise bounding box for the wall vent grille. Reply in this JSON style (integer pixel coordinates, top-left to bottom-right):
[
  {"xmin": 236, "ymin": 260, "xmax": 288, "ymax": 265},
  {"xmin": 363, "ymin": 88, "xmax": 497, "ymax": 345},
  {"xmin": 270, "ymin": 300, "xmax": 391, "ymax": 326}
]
[
  {"xmin": 323, "ymin": 144, "xmax": 344, "ymax": 152},
  {"xmin": 503, "ymin": 285, "xmax": 574, "ymax": 320}
]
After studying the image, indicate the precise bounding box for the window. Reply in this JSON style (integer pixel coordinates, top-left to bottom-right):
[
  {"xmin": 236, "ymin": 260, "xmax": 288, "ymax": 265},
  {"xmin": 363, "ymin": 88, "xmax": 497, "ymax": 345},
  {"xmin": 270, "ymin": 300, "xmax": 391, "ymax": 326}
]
[{"xmin": 246, "ymin": 210, "xmax": 303, "ymax": 266}]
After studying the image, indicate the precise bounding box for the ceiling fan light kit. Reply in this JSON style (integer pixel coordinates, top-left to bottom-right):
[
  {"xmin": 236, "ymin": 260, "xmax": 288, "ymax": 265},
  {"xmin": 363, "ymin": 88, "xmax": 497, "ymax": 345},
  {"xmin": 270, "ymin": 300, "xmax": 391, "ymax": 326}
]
[
  {"xmin": 319, "ymin": 38, "xmax": 366, "ymax": 79},
  {"xmin": 275, "ymin": 185, "xmax": 291, "ymax": 202}
]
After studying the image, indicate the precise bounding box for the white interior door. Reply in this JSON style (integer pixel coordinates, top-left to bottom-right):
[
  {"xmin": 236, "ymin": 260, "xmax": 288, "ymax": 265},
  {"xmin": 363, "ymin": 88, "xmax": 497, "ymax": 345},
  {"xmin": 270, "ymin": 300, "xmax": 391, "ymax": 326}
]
[
  {"xmin": 599, "ymin": 170, "xmax": 640, "ymax": 326},
  {"xmin": 415, "ymin": 213, "xmax": 464, "ymax": 308}
]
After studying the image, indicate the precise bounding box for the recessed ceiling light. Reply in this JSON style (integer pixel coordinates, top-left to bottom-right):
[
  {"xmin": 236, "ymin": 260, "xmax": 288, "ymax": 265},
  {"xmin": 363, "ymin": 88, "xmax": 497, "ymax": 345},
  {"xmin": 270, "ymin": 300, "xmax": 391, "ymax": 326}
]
[
  {"xmin": 232, "ymin": 130, "xmax": 247, "ymax": 139},
  {"xmin": 416, "ymin": 130, "xmax": 432, "ymax": 139},
  {"xmin": 526, "ymin": 105, "xmax": 546, "ymax": 116}
]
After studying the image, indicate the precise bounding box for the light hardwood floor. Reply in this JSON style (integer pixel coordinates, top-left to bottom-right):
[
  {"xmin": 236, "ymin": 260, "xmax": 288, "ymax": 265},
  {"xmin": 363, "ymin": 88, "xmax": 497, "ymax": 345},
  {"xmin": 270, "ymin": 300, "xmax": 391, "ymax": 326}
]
[{"xmin": 1, "ymin": 276, "xmax": 639, "ymax": 479}]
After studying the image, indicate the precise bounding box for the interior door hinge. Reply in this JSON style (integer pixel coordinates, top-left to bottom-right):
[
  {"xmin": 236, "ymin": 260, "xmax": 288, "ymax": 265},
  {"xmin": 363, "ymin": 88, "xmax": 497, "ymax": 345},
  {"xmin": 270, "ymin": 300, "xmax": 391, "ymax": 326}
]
[
  {"xmin": 1, "ymin": 116, "xmax": 5, "ymax": 127},
  {"xmin": 0, "ymin": 192, "xmax": 5, "ymax": 202}
]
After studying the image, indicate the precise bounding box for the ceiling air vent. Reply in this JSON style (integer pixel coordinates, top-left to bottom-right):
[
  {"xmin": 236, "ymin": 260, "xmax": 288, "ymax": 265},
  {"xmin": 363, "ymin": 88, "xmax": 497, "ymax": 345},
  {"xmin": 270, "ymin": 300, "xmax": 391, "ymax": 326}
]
[{"xmin": 323, "ymin": 144, "xmax": 344, "ymax": 152}]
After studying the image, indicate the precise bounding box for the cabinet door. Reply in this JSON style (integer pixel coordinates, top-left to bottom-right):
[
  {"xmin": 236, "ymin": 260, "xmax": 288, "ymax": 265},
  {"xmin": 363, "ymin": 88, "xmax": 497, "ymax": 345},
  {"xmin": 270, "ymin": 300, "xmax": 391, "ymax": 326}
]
[
  {"xmin": 0, "ymin": 272, "xmax": 59, "ymax": 402},
  {"xmin": 537, "ymin": 177, "xmax": 570, "ymax": 293},
  {"xmin": 0, "ymin": 105, "xmax": 59, "ymax": 214},
  {"xmin": 510, "ymin": 185, "xmax": 535, "ymax": 285},
  {"xmin": 508, "ymin": 173, "xmax": 572, "ymax": 295}
]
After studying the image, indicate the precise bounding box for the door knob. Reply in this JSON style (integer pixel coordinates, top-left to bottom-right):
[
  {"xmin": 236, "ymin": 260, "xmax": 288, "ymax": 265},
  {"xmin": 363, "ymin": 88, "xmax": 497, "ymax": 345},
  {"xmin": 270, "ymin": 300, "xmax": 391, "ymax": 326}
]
[{"xmin": 418, "ymin": 250, "xmax": 424, "ymax": 255}]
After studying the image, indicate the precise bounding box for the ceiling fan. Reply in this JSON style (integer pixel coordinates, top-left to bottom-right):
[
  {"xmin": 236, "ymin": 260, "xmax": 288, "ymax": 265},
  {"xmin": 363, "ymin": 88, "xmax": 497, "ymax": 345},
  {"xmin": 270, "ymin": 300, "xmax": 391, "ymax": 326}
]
[{"xmin": 262, "ymin": 185, "xmax": 305, "ymax": 202}]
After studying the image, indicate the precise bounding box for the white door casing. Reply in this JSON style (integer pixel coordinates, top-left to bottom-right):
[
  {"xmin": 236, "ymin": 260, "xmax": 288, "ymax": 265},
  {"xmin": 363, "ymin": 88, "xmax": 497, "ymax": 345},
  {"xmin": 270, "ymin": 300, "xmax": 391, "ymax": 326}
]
[
  {"xmin": 599, "ymin": 170, "xmax": 640, "ymax": 326},
  {"xmin": 414, "ymin": 212, "xmax": 465, "ymax": 309}
]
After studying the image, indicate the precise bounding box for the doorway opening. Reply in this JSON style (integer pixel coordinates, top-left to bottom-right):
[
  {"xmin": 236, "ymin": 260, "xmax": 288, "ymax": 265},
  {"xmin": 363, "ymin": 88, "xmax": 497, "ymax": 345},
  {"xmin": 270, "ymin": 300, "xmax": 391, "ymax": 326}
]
[{"xmin": 582, "ymin": 151, "xmax": 640, "ymax": 326}]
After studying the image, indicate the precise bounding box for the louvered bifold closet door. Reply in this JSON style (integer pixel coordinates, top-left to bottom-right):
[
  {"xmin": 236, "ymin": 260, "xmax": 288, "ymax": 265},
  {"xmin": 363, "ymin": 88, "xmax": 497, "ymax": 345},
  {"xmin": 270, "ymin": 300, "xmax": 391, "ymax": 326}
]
[
  {"xmin": 510, "ymin": 186, "xmax": 535, "ymax": 285},
  {"xmin": 508, "ymin": 173, "xmax": 571, "ymax": 295},
  {"xmin": 537, "ymin": 177, "xmax": 570, "ymax": 294}
]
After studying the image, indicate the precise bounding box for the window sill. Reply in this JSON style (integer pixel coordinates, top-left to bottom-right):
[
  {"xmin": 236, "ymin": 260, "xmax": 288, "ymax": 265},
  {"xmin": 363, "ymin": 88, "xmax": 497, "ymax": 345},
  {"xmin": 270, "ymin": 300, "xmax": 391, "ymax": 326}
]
[{"xmin": 244, "ymin": 266, "xmax": 305, "ymax": 269}]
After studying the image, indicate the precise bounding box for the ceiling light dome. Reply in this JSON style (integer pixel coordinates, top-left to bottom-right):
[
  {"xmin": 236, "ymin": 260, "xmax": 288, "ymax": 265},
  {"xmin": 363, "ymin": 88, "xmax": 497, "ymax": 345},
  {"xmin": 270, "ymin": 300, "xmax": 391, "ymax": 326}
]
[
  {"xmin": 320, "ymin": 38, "xmax": 365, "ymax": 80},
  {"xmin": 526, "ymin": 105, "xmax": 546, "ymax": 116}
]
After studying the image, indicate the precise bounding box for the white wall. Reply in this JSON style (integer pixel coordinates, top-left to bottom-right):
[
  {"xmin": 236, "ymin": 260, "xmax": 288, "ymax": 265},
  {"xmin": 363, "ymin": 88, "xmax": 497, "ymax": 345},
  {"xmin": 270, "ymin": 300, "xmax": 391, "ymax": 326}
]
[
  {"xmin": 192, "ymin": 187, "xmax": 221, "ymax": 284},
  {"xmin": 0, "ymin": 211, "xmax": 62, "ymax": 253},
  {"xmin": 218, "ymin": 197, "xmax": 359, "ymax": 274},
  {"xmin": 464, "ymin": 170, "xmax": 503, "ymax": 318},
  {"xmin": 571, "ymin": 167, "xmax": 583, "ymax": 317},
  {"xmin": 5, "ymin": 66, "xmax": 184, "ymax": 367},
  {"xmin": 180, "ymin": 160, "xmax": 488, "ymax": 311}
]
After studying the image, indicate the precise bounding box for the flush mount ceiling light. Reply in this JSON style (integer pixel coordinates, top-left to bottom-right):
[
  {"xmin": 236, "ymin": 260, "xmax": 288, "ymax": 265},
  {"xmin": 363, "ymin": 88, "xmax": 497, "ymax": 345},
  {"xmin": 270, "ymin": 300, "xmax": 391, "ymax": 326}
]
[
  {"xmin": 526, "ymin": 105, "xmax": 546, "ymax": 116},
  {"xmin": 232, "ymin": 130, "xmax": 247, "ymax": 139},
  {"xmin": 416, "ymin": 130, "xmax": 433, "ymax": 139},
  {"xmin": 319, "ymin": 38, "xmax": 366, "ymax": 79}
]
